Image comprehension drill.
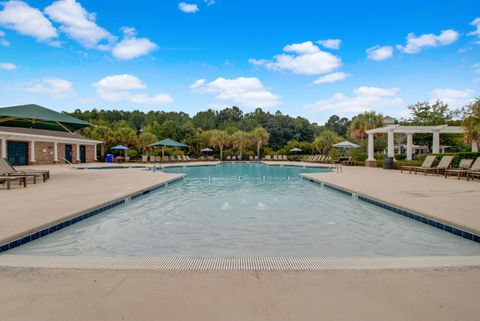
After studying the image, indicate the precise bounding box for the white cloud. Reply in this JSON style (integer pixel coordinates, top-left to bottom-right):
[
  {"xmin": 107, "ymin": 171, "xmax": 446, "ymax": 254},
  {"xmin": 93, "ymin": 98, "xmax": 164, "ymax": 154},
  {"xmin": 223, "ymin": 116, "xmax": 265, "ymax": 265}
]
[
  {"xmin": 0, "ymin": 0, "xmax": 57, "ymax": 43},
  {"xmin": 249, "ymin": 41, "xmax": 341, "ymax": 75},
  {"xmin": 19, "ymin": 77, "xmax": 73, "ymax": 98},
  {"xmin": 93, "ymin": 74, "xmax": 173, "ymax": 105},
  {"xmin": 397, "ymin": 29, "xmax": 459, "ymax": 54},
  {"xmin": 45, "ymin": 0, "xmax": 114, "ymax": 49},
  {"xmin": 111, "ymin": 27, "xmax": 158, "ymax": 60},
  {"xmin": 204, "ymin": 0, "xmax": 215, "ymax": 5},
  {"xmin": 190, "ymin": 78, "xmax": 206, "ymax": 89},
  {"xmin": 192, "ymin": 77, "xmax": 280, "ymax": 108},
  {"xmin": 366, "ymin": 45, "xmax": 393, "ymax": 60},
  {"xmin": 313, "ymin": 72, "xmax": 348, "ymax": 85},
  {"xmin": 0, "ymin": 30, "xmax": 9, "ymax": 46},
  {"xmin": 430, "ymin": 88, "xmax": 475, "ymax": 108},
  {"xmin": 469, "ymin": 17, "xmax": 480, "ymax": 42},
  {"xmin": 178, "ymin": 2, "xmax": 199, "ymax": 13},
  {"xmin": 0, "ymin": 62, "xmax": 16, "ymax": 70},
  {"xmin": 304, "ymin": 86, "xmax": 402, "ymax": 113},
  {"xmin": 317, "ymin": 39, "xmax": 341, "ymax": 50}
]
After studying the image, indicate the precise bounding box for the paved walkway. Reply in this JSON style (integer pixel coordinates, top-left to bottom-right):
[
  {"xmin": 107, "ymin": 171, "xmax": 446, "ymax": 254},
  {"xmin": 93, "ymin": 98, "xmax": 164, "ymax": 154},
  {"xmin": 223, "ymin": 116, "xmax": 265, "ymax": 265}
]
[
  {"xmin": 1, "ymin": 266, "xmax": 479, "ymax": 321},
  {"xmin": 0, "ymin": 162, "xmax": 218, "ymax": 245},
  {"xmin": 302, "ymin": 166, "xmax": 480, "ymax": 234}
]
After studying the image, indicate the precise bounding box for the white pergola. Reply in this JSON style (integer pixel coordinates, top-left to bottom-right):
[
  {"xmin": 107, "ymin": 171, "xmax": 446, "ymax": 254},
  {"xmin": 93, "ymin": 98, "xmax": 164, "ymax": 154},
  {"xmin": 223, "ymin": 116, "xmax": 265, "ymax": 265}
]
[{"xmin": 365, "ymin": 125, "xmax": 477, "ymax": 163}]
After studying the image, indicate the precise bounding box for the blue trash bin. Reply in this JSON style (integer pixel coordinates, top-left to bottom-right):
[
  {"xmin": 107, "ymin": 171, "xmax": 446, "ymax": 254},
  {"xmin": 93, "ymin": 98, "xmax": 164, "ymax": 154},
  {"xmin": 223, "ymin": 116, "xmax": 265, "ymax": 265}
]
[{"xmin": 106, "ymin": 154, "xmax": 113, "ymax": 163}]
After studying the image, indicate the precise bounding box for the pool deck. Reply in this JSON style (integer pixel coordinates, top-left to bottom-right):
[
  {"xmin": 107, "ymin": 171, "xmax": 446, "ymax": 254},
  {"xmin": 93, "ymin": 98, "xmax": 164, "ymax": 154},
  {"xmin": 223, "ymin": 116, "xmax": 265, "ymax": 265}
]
[
  {"xmin": 1, "ymin": 162, "xmax": 480, "ymax": 320},
  {"xmin": 301, "ymin": 166, "xmax": 480, "ymax": 235},
  {"xmin": 0, "ymin": 161, "xmax": 219, "ymax": 245}
]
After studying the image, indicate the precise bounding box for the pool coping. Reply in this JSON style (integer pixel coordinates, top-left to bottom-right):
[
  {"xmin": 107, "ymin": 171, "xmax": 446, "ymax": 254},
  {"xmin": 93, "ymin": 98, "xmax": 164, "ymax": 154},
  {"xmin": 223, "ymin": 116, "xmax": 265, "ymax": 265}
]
[
  {"xmin": 1, "ymin": 254, "xmax": 480, "ymax": 271},
  {"xmin": 300, "ymin": 174, "xmax": 480, "ymax": 244},
  {"xmin": 0, "ymin": 174, "xmax": 186, "ymax": 254}
]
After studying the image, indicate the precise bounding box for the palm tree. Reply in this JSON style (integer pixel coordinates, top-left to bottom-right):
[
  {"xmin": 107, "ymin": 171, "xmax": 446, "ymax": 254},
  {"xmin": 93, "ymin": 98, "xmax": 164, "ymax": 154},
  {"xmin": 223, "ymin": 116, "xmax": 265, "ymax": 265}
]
[
  {"xmin": 138, "ymin": 132, "xmax": 157, "ymax": 149},
  {"xmin": 210, "ymin": 130, "xmax": 230, "ymax": 160},
  {"xmin": 348, "ymin": 111, "xmax": 384, "ymax": 140},
  {"xmin": 89, "ymin": 125, "xmax": 114, "ymax": 158},
  {"xmin": 251, "ymin": 127, "xmax": 270, "ymax": 158},
  {"xmin": 463, "ymin": 98, "xmax": 480, "ymax": 150},
  {"xmin": 314, "ymin": 130, "xmax": 337, "ymax": 154},
  {"xmin": 113, "ymin": 127, "xmax": 138, "ymax": 146},
  {"xmin": 231, "ymin": 130, "xmax": 250, "ymax": 160}
]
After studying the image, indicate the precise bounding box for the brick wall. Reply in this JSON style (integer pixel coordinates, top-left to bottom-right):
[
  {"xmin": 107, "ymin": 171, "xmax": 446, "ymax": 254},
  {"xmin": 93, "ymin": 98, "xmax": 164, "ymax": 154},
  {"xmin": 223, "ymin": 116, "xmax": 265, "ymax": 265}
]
[
  {"xmin": 85, "ymin": 145, "xmax": 95, "ymax": 162},
  {"xmin": 57, "ymin": 143, "xmax": 65, "ymax": 164},
  {"xmin": 34, "ymin": 141, "xmax": 55, "ymax": 165}
]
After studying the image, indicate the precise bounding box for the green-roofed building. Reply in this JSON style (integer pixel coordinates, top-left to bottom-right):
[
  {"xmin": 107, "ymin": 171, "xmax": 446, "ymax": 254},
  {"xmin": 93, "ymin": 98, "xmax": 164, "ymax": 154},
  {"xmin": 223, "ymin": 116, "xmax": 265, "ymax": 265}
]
[{"xmin": 0, "ymin": 104, "xmax": 101, "ymax": 166}]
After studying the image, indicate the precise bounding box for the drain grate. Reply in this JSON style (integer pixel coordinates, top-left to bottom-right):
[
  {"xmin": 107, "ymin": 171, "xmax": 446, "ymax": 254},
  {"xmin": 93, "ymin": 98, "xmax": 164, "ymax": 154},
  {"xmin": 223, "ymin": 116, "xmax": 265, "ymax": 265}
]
[{"xmin": 1, "ymin": 255, "xmax": 479, "ymax": 271}]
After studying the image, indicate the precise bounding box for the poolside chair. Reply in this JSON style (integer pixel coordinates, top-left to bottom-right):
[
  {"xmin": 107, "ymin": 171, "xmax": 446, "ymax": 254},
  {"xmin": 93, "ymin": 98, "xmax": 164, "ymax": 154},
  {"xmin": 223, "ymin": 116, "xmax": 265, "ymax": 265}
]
[
  {"xmin": 1, "ymin": 158, "xmax": 49, "ymax": 183},
  {"xmin": 254, "ymin": 156, "xmax": 259, "ymax": 161},
  {"xmin": 0, "ymin": 175, "xmax": 27, "ymax": 190},
  {"xmin": 226, "ymin": 156, "xmax": 231, "ymax": 161},
  {"xmin": 264, "ymin": 155, "xmax": 271, "ymax": 161},
  {"xmin": 400, "ymin": 155, "xmax": 436, "ymax": 174},
  {"xmin": 182, "ymin": 155, "xmax": 188, "ymax": 161},
  {"xmin": 444, "ymin": 158, "xmax": 475, "ymax": 179},
  {"xmin": 282, "ymin": 155, "xmax": 288, "ymax": 161},
  {"xmin": 415, "ymin": 155, "xmax": 454, "ymax": 176},
  {"xmin": 169, "ymin": 156, "xmax": 176, "ymax": 162},
  {"xmin": 177, "ymin": 155, "xmax": 183, "ymax": 162},
  {"xmin": 249, "ymin": 156, "xmax": 253, "ymax": 161},
  {"xmin": 186, "ymin": 156, "xmax": 192, "ymax": 161},
  {"xmin": 465, "ymin": 158, "xmax": 480, "ymax": 181},
  {"xmin": 273, "ymin": 155, "xmax": 278, "ymax": 161},
  {"xmin": 142, "ymin": 155, "xmax": 148, "ymax": 163},
  {"xmin": 316, "ymin": 155, "xmax": 324, "ymax": 162},
  {"xmin": 149, "ymin": 156, "xmax": 155, "ymax": 163}
]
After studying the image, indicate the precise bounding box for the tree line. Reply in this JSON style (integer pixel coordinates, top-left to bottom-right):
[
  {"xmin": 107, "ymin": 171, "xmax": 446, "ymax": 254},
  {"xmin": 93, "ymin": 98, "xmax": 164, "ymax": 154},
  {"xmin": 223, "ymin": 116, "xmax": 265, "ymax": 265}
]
[{"xmin": 68, "ymin": 99, "xmax": 480, "ymax": 159}]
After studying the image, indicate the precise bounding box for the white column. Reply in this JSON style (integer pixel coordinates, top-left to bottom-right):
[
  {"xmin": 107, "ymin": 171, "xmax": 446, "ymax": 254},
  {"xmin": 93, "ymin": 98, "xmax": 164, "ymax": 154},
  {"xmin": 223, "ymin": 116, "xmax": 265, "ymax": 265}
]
[
  {"xmin": 367, "ymin": 133, "xmax": 375, "ymax": 161},
  {"xmin": 76, "ymin": 144, "xmax": 81, "ymax": 162},
  {"xmin": 1, "ymin": 136, "xmax": 6, "ymax": 159},
  {"xmin": 30, "ymin": 140, "xmax": 36, "ymax": 163},
  {"xmin": 53, "ymin": 142, "xmax": 58, "ymax": 162},
  {"xmin": 387, "ymin": 130, "xmax": 394, "ymax": 158},
  {"xmin": 432, "ymin": 131, "xmax": 440, "ymax": 154},
  {"xmin": 472, "ymin": 140, "xmax": 479, "ymax": 153},
  {"xmin": 406, "ymin": 133, "xmax": 413, "ymax": 161},
  {"xmin": 94, "ymin": 144, "xmax": 97, "ymax": 161}
]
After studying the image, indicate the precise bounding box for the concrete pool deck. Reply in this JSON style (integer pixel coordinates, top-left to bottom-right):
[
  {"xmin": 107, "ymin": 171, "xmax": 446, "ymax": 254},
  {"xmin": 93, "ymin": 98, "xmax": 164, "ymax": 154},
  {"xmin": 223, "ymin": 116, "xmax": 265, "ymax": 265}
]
[
  {"xmin": 0, "ymin": 161, "xmax": 219, "ymax": 245},
  {"xmin": 301, "ymin": 166, "xmax": 480, "ymax": 235}
]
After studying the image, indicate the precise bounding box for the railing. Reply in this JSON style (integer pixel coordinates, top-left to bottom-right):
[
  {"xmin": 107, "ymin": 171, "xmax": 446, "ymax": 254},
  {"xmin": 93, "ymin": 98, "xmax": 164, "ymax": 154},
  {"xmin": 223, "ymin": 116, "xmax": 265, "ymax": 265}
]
[{"xmin": 61, "ymin": 157, "xmax": 74, "ymax": 166}]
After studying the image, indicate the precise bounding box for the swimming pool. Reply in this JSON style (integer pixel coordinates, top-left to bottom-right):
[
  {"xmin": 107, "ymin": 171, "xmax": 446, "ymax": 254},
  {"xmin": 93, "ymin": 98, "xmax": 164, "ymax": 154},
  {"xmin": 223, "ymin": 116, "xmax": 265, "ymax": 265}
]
[{"xmin": 11, "ymin": 163, "xmax": 480, "ymax": 257}]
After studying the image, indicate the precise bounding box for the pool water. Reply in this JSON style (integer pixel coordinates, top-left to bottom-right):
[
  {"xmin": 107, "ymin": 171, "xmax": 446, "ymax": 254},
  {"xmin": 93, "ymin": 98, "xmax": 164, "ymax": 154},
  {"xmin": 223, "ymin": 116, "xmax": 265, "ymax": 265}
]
[{"xmin": 12, "ymin": 163, "xmax": 480, "ymax": 257}]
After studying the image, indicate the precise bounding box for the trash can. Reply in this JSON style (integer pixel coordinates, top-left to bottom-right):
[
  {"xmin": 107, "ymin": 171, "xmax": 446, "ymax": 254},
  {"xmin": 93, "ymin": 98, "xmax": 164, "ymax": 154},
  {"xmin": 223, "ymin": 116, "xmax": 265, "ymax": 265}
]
[
  {"xmin": 383, "ymin": 157, "xmax": 394, "ymax": 169},
  {"xmin": 106, "ymin": 154, "xmax": 114, "ymax": 163}
]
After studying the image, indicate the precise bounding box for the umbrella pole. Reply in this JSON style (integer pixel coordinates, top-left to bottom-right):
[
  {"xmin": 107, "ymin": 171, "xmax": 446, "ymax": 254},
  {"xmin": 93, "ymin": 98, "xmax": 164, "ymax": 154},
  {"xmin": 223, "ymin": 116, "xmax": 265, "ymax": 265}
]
[{"xmin": 162, "ymin": 146, "xmax": 165, "ymax": 159}]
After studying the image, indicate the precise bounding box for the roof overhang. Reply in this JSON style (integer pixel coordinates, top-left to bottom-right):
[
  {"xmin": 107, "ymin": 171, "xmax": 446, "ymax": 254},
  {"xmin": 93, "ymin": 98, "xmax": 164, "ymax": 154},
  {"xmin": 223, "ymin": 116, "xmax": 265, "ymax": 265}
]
[
  {"xmin": 0, "ymin": 130, "xmax": 102, "ymax": 145},
  {"xmin": 365, "ymin": 125, "xmax": 465, "ymax": 135}
]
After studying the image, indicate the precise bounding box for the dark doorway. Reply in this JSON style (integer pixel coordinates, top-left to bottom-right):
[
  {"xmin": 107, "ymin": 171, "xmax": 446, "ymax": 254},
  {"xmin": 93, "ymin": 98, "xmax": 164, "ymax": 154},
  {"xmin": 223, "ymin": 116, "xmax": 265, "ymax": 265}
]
[
  {"xmin": 65, "ymin": 144, "xmax": 73, "ymax": 163},
  {"xmin": 79, "ymin": 145, "xmax": 86, "ymax": 163},
  {"xmin": 7, "ymin": 141, "xmax": 28, "ymax": 166}
]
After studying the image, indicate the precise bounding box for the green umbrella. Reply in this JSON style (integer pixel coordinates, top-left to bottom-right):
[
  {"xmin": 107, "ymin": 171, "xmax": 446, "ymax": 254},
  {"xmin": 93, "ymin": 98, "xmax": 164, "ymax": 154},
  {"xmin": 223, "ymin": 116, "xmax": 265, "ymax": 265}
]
[
  {"xmin": 149, "ymin": 138, "xmax": 189, "ymax": 158},
  {"xmin": 0, "ymin": 104, "xmax": 91, "ymax": 132}
]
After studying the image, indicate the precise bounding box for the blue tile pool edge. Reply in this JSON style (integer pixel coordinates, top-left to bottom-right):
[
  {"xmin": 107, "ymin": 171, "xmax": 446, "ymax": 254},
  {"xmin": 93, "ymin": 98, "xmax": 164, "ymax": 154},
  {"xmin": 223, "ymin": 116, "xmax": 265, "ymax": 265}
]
[
  {"xmin": 0, "ymin": 175, "xmax": 186, "ymax": 254},
  {"xmin": 301, "ymin": 175, "xmax": 480, "ymax": 245}
]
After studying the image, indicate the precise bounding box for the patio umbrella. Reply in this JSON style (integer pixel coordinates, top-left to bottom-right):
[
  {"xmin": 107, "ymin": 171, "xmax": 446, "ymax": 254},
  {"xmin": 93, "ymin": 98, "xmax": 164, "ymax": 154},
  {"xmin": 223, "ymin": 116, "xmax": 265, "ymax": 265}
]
[
  {"xmin": 0, "ymin": 104, "xmax": 91, "ymax": 132},
  {"xmin": 149, "ymin": 138, "xmax": 189, "ymax": 158},
  {"xmin": 111, "ymin": 145, "xmax": 129, "ymax": 158},
  {"xmin": 332, "ymin": 140, "xmax": 360, "ymax": 156},
  {"xmin": 201, "ymin": 148, "xmax": 213, "ymax": 152},
  {"xmin": 332, "ymin": 141, "xmax": 360, "ymax": 149},
  {"xmin": 289, "ymin": 147, "xmax": 302, "ymax": 153}
]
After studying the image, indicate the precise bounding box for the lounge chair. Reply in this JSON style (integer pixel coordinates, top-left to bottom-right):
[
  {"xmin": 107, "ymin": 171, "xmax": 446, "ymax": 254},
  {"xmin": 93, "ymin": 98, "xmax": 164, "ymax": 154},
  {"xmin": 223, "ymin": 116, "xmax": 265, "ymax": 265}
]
[
  {"xmin": 264, "ymin": 155, "xmax": 271, "ymax": 161},
  {"xmin": 254, "ymin": 156, "xmax": 259, "ymax": 161},
  {"xmin": 415, "ymin": 155, "xmax": 454, "ymax": 176},
  {"xmin": 149, "ymin": 156, "xmax": 155, "ymax": 162},
  {"xmin": 467, "ymin": 170, "xmax": 480, "ymax": 181},
  {"xmin": 169, "ymin": 156, "xmax": 176, "ymax": 162},
  {"xmin": 400, "ymin": 155, "xmax": 436, "ymax": 174},
  {"xmin": 282, "ymin": 155, "xmax": 288, "ymax": 161},
  {"xmin": 273, "ymin": 155, "xmax": 278, "ymax": 161},
  {"xmin": 0, "ymin": 175, "xmax": 27, "ymax": 190},
  {"xmin": 0, "ymin": 158, "xmax": 48, "ymax": 183},
  {"xmin": 142, "ymin": 155, "xmax": 149, "ymax": 163},
  {"xmin": 444, "ymin": 158, "xmax": 475, "ymax": 179},
  {"xmin": 186, "ymin": 156, "xmax": 192, "ymax": 161},
  {"xmin": 465, "ymin": 158, "xmax": 480, "ymax": 181},
  {"xmin": 316, "ymin": 155, "xmax": 324, "ymax": 162},
  {"xmin": 177, "ymin": 155, "xmax": 183, "ymax": 162},
  {"xmin": 249, "ymin": 156, "xmax": 253, "ymax": 161}
]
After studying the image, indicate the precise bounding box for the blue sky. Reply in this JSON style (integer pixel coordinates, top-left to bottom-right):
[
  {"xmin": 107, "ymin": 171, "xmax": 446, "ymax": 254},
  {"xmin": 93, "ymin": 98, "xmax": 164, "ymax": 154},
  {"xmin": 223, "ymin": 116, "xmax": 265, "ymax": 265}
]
[{"xmin": 0, "ymin": 0, "xmax": 479, "ymax": 123}]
